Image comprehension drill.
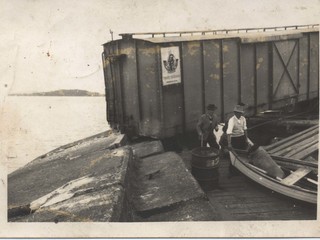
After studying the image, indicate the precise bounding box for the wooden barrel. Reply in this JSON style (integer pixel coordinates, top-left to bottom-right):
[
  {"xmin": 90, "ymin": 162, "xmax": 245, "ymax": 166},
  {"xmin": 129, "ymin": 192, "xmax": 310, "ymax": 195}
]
[{"xmin": 191, "ymin": 147, "xmax": 220, "ymax": 190}]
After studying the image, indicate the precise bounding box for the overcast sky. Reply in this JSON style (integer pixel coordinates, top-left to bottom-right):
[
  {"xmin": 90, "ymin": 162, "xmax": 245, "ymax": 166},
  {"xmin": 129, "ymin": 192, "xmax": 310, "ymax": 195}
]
[{"xmin": 0, "ymin": 0, "xmax": 319, "ymax": 95}]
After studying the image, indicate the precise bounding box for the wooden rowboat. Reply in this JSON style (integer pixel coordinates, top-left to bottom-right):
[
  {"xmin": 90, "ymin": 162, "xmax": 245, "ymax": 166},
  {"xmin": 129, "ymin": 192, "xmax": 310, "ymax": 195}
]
[{"xmin": 229, "ymin": 148, "xmax": 318, "ymax": 204}]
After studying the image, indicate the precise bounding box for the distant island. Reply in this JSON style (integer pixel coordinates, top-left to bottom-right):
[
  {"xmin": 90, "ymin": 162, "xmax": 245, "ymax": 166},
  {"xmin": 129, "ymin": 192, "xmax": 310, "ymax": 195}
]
[{"xmin": 9, "ymin": 89, "xmax": 105, "ymax": 97}]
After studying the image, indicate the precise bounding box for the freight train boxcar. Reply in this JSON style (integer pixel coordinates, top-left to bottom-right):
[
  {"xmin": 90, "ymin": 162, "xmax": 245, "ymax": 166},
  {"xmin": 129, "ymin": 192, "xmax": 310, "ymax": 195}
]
[{"xmin": 102, "ymin": 25, "xmax": 319, "ymax": 139}]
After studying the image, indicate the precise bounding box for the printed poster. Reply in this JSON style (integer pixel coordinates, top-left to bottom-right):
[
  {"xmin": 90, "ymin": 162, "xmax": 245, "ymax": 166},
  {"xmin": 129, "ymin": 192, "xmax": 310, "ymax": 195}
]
[{"xmin": 161, "ymin": 46, "xmax": 181, "ymax": 86}]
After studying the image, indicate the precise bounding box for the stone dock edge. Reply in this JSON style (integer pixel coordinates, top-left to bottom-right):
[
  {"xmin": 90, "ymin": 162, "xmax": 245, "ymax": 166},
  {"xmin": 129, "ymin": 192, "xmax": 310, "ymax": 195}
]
[{"xmin": 8, "ymin": 130, "xmax": 216, "ymax": 222}]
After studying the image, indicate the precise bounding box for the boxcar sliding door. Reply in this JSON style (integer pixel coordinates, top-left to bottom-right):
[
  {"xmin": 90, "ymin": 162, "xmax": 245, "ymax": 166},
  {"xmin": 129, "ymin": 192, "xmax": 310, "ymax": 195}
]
[{"xmin": 271, "ymin": 39, "xmax": 300, "ymax": 109}]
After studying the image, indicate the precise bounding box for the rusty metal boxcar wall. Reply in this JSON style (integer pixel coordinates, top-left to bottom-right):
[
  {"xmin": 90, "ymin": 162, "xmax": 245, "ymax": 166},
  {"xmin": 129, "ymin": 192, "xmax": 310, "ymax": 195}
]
[{"xmin": 102, "ymin": 25, "xmax": 319, "ymax": 139}]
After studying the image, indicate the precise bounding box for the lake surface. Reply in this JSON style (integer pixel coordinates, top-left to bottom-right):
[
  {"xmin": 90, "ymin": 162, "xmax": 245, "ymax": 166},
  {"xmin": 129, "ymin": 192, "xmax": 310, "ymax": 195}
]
[{"xmin": 1, "ymin": 96, "xmax": 110, "ymax": 173}]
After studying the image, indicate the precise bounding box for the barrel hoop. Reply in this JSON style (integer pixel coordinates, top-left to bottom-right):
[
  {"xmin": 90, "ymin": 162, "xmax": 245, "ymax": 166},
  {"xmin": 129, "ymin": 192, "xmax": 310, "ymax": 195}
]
[{"xmin": 191, "ymin": 162, "xmax": 220, "ymax": 169}]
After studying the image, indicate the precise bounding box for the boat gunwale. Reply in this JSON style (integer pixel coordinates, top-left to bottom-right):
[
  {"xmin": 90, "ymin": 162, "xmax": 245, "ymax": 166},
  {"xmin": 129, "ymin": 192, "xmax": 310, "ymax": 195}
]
[{"xmin": 229, "ymin": 150, "xmax": 317, "ymax": 204}]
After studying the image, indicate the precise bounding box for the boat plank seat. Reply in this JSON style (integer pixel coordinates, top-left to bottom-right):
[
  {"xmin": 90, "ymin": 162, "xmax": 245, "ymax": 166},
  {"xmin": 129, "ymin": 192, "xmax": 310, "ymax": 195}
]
[{"xmin": 281, "ymin": 167, "xmax": 312, "ymax": 186}]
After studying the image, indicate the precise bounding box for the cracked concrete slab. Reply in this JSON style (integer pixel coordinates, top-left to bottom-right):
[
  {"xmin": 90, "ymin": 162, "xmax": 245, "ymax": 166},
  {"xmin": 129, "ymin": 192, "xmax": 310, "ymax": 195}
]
[
  {"xmin": 131, "ymin": 140, "xmax": 164, "ymax": 158},
  {"xmin": 22, "ymin": 131, "xmax": 126, "ymax": 169},
  {"xmin": 8, "ymin": 132, "xmax": 131, "ymax": 222},
  {"xmin": 133, "ymin": 198, "xmax": 221, "ymax": 221},
  {"xmin": 9, "ymin": 136, "xmax": 219, "ymax": 222},
  {"xmin": 13, "ymin": 186, "xmax": 124, "ymax": 222},
  {"xmin": 133, "ymin": 151, "xmax": 205, "ymax": 213}
]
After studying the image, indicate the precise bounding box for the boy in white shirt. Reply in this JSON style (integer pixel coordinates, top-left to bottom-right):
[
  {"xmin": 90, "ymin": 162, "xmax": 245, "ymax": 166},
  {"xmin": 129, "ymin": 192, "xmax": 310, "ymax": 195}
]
[
  {"xmin": 226, "ymin": 104, "xmax": 249, "ymax": 176},
  {"xmin": 227, "ymin": 104, "xmax": 249, "ymax": 150}
]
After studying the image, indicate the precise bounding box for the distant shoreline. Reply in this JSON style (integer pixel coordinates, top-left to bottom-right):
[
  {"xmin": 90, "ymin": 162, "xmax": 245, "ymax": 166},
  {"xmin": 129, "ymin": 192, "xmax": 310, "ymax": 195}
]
[{"xmin": 9, "ymin": 89, "xmax": 105, "ymax": 97}]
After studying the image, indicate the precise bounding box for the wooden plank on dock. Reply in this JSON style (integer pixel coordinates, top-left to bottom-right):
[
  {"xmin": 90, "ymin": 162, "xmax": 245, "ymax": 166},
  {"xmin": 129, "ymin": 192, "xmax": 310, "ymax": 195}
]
[
  {"xmin": 281, "ymin": 168, "xmax": 312, "ymax": 186},
  {"xmin": 290, "ymin": 143, "xmax": 319, "ymax": 160},
  {"xmin": 202, "ymin": 152, "xmax": 317, "ymax": 221},
  {"xmin": 274, "ymin": 134, "xmax": 318, "ymax": 156},
  {"xmin": 268, "ymin": 128, "xmax": 318, "ymax": 154},
  {"xmin": 264, "ymin": 125, "xmax": 318, "ymax": 151},
  {"xmin": 284, "ymin": 138, "xmax": 318, "ymax": 158}
]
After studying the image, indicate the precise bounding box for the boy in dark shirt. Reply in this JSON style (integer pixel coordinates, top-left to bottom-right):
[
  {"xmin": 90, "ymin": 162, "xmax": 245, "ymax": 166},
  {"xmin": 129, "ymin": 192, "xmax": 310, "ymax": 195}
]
[{"xmin": 196, "ymin": 104, "xmax": 219, "ymax": 149}]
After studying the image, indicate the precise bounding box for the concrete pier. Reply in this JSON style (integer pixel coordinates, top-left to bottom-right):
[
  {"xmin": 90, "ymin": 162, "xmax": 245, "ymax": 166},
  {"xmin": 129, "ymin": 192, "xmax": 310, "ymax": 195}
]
[
  {"xmin": 8, "ymin": 127, "xmax": 317, "ymax": 222},
  {"xmin": 8, "ymin": 131, "xmax": 216, "ymax": 222},
  {"xmin": 8, "ymin": 131, "xmax": 130, "ymax": 222}
]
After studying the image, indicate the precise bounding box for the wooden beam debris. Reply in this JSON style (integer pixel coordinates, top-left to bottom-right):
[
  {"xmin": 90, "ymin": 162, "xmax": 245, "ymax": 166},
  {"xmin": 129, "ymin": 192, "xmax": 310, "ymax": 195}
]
[{"xmin": 264, "ymin": 125, "xmax": 318, "ymax": 161}]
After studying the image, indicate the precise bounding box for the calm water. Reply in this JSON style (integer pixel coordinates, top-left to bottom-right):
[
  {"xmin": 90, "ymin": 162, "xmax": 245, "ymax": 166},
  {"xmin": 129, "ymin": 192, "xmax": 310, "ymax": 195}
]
[{"xmin": 1, "ymin": 96, "xmax": 110, "ymax": 173}]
